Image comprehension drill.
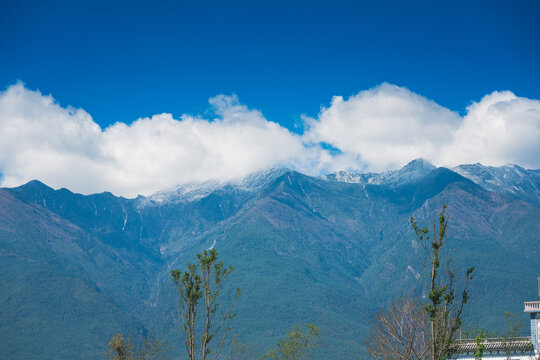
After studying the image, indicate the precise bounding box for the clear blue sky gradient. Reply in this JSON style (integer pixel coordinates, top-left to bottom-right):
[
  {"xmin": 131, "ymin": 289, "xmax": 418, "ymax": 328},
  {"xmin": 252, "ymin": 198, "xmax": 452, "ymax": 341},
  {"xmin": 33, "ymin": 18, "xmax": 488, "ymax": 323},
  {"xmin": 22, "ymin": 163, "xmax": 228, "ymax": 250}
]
[{"xmin": 1, "ymin": 0, "xmax": 539, "ymax": 132}]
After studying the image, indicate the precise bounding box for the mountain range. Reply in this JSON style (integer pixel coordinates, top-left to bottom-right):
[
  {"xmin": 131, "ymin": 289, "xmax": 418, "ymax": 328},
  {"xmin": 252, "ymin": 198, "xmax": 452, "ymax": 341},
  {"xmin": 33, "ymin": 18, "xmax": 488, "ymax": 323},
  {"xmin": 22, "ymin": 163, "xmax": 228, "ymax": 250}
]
[{"xmin": 1, "ymin": 159, "xmax": 539, "ymax": 359}]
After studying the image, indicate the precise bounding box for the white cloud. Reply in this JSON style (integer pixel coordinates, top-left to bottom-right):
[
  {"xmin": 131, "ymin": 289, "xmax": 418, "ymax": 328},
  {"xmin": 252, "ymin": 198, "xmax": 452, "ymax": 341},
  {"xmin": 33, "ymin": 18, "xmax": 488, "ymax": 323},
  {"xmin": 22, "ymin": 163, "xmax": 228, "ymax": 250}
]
[
  {"xmin": 439, "ymin": 91, "xmax": 540, "ymax": 168},
  {"xmin": 0, "ymin": 84, "xmax": 328, "ymax": 197},
  {"xmin": 304, "ymin": 83, "xmax": 462, "ymax": 171},
  {"xmin": 305, "ymin": 83, "xmax": 540, "ymax": 172},
  {"xmin": 0, "ymin": 82, "xmax": 539, "ymax": 197}
]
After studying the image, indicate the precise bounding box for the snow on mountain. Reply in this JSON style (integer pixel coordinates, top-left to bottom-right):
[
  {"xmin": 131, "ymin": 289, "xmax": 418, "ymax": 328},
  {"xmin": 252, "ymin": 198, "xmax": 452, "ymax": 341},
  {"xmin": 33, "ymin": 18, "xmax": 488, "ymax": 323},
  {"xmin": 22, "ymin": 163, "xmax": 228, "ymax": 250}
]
[
  {"xmin": 453, "ymin": 163, "xmax": 540, "ymax": 204},
  {"xmin": 323, "ymin": 159, "xmax": 540, "ymax": 205},
  {"xmin": 321, "ymin": 158, "xmax": 436, "ymax": 187},
  {"xmin": 140, "ymin": 167, "xmax": 289, "ymax": 205},
  {"xmin": 139, "ymin": 159, "xmax": 540, "ymax": 207}
]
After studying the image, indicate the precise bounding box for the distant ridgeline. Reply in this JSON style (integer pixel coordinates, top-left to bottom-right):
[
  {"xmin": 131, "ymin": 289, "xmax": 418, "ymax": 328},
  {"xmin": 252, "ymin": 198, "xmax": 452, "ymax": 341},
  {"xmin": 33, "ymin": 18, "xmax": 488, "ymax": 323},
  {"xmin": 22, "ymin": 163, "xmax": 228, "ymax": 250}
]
[
  {"xmin": 0, "ymin": 159, "xmax": 539, "ymax": 359},
  {"xmin": 450, "ymin": 278, "xmax": 540, "ymax": 360}
]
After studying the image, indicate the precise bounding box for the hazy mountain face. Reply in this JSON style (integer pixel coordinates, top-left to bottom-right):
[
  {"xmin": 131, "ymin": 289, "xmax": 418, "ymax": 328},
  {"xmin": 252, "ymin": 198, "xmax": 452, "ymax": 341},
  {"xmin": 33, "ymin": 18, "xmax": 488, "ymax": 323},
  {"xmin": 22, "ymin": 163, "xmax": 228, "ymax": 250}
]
[{"xmin": 1, "ymin": 160, "xmax": 539, "ymax": 359}]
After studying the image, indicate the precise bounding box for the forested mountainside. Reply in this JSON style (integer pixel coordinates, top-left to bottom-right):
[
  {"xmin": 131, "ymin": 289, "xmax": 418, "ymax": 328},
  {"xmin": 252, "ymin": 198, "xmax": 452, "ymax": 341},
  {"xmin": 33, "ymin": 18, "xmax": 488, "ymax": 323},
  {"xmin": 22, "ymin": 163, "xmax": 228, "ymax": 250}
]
[{"xmin": 1, "ymin": 159, "xmax": 539, "ymax": 359}]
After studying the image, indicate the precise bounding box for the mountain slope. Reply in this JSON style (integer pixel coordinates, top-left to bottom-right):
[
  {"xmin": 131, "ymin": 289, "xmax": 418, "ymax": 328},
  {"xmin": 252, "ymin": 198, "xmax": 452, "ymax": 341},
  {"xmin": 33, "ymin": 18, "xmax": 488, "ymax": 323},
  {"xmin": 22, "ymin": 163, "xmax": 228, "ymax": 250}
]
[
  {"xmin": 1, "ymin": 161, "xmax": 539, "ymax": 359},
  {"xmin": 143, "ymin": 165, "xmax": 540, "ymax": 358},
  {"xmin": 0, "ymin": 189, "xmax": 146, "ymax": 360}
]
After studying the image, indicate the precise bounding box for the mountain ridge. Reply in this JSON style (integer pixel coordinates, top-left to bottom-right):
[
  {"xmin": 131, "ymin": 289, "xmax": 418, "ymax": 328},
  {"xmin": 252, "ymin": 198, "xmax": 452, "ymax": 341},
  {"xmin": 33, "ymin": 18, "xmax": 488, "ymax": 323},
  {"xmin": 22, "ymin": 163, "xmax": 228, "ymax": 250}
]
[
  {"xmin": 1, "ymin": 161, "xmax": 539, "ymax": 359},
  {"xmin": 11, "ymin": 159, "xmax": 539, "ymax": 206}
]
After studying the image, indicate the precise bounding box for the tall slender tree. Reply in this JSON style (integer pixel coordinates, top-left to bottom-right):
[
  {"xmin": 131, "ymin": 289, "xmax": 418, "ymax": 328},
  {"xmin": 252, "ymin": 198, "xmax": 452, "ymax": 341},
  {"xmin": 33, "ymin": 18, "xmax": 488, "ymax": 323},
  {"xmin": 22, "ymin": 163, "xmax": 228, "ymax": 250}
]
[
  {"xmin": 411, "ymin": 205, "xmax": 474, "ymax": 360},
  {"xmin": 366, "ymin": 206, "xmax": 474, "ymax": 360},
  {"xmin": 171, "ymin": 249, "xmax": 241, "ymax": 360},
  {"xmin": 263, "ymin": 324, "xmax": 321, "ymax": 360}
]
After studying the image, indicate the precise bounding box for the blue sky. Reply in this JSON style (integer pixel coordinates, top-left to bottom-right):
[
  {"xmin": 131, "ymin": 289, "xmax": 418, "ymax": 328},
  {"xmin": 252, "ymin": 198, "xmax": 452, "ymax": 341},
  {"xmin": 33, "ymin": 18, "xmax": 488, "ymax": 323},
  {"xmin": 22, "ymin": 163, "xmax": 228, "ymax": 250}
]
[
  {"xmin": 0, "ymin": 0, "xmax": 539, "ymax": 196},
  {"xmin": 1, "ymin": 0, "xmax": 539, "ymax": 129}
]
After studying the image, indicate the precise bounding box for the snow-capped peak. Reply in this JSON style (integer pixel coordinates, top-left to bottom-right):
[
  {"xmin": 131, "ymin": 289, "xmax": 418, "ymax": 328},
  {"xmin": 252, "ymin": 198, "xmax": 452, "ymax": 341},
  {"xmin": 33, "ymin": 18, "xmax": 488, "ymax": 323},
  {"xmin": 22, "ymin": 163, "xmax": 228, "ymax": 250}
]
[
  {"xmin": 453, "ymin": 163, "xmax": 540, "ymax": 203},
  {"xmin": 322, "ymin": 158, "xmax": 436, "ymax": 187},
  {"xmin": 141, "ymin": 167, "xmax": 290, "ymax": 205}
]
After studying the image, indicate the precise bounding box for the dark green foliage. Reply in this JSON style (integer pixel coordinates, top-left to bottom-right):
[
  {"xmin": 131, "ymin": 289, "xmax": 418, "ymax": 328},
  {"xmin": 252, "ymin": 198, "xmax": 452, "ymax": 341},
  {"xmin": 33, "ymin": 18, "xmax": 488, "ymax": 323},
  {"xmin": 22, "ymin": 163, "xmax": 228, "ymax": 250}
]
[
  {"xmin": 263, "ymin": 324, "xmax": 321, "ymax": 360},
  {"xmin": 461, "ymin": 323, "xmax": 496, "ymax": 339},
  {"xmin": 473, "ymin": 337, "xmax": 485, "ymax": 360},
  {"xmin": 0, "ymin": 260, "xmax": 142, "ymax": 360},
  {"xmin": 461, "ymin": 324, "xmax": 496, "ymax": 360},
  {"xmin": 0, "ymin": 188, "xmax": 146, "ymax": 360}
]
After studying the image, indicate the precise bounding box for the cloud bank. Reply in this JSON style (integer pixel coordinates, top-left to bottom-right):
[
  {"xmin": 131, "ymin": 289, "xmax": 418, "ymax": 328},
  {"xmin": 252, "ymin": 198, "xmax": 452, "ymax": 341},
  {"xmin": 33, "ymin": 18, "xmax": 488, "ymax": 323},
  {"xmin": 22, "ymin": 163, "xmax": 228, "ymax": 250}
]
[{"xmin": 0, "ymin": 82, "xmax": 539, "ymax": 197}]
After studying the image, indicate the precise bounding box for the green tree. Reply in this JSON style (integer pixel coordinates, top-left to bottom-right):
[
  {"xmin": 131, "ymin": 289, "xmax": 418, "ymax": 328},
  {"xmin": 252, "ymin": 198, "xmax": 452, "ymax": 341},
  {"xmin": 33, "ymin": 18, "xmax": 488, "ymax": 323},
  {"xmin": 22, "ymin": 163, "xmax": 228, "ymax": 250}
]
[
  {"xmin": 461, "ymin": 323, "xmax": 496, "ymax": 360},
  {"xmin": 171, "ymin": 249, "xmax": 241, "ymax": 360},
  {"xmin": 411, "ymin": 205, "xmax": 474, "ymax": 360},
  {"xmin": 501, "ymin": 312, "xmax": 523, "ymax": 359},
  {"xmin": 461, "ymin": 322, "xmax": 495, "ymax": 339},
  {"xmin": 502, "ymin": 311, "xmax": 521, "ymax": 338},
  {"xmin": 106, "ymin": 333, "xmax": 134, "ymax": 360},
  {"xmin": 105, "ymin": 333, "xmax": 168, "ymax": 360},
  {"xmin": 472, "ymin": 337, "xmax": 485, "ymax": 360},
  {"xmin": 263, "ymin": 324, "xmax": 321, "ymax": 360}
]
